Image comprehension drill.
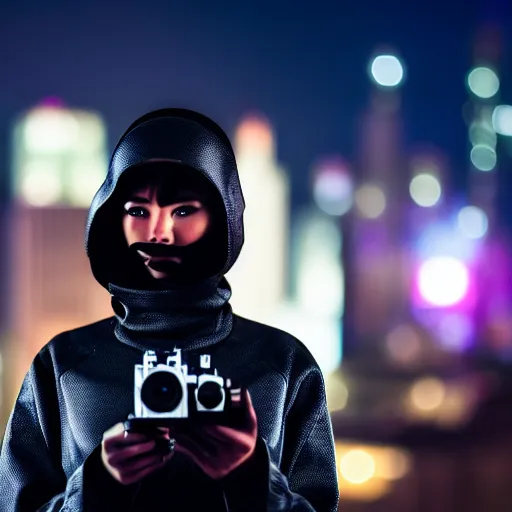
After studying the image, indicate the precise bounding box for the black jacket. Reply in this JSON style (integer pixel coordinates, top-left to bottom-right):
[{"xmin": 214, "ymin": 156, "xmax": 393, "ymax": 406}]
[
  {"xmin": 0, "ymin": 315, "xmax": 338, "ymax": 511},
  {"xmin": 0, "ymin": 109, "xmax": 339, "ymax": 511}
]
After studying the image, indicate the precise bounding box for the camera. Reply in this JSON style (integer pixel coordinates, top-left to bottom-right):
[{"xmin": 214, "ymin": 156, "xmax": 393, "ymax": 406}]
[{"xmin": 129, "ymin": 349, "xmax": 245, "ymax": 428}]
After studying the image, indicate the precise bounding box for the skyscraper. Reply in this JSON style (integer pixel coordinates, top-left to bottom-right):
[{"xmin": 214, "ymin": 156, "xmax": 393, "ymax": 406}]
[
  {"xmin": 4, "ymin": 101, "xmax": 112, "ymax": 425},
  {"xmin": 467, "ymin": 24, "xmax": 502, "ymax": 227},
  {"xmin": 465, "ymin": 24, "xmax": 512, "ymax": 356},
  {"xmin": 226, "ymin": 114, "xmax": 290, "ymax": 324},
  {"xmin": 270, "ymin": 158, "xmax": 347, "ymax": 387},
  {"xmin": 344, "ymin": 51, "xmax": 408, "ymax": 358}
]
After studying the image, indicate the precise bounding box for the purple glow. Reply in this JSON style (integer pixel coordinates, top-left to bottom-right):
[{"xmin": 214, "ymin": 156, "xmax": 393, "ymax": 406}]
[
  {"xmin": 417, "ymin": 257, "xmax": 470, "ymax": 307},
  {"xmin": 413, "ymin": 310, "xmax": 475, "ymax": 352},
  {"xmin": 39, "ymin": 96, "xmax": 65, "ymax": 108},
  {"xmin": 437, "ymin": 312, "xmax": 474, "ymax": 351},
  {"xmin": 416, "ymin": 223, "xmax": 478, "ymax": 262}
]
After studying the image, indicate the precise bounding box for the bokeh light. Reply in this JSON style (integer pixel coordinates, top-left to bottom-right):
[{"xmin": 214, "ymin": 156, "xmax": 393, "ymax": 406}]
[
  {"xmin": 492, "ymin": 105, "xmax": 512, "ymax": 136},
  {"xmin": 470, "ymin": 144, "xmax": 497, "ymax": 171},
  {"xmin": 385, "ymin": 324, "xmax": 422, "ymax": 365},
  {"xmin": 21, "ymin": 161, "xmax": 62, "ymax": 206},
  {"xmin": 313, "ymin": 163, "xmax": 353, "ymax": 216},
  {"xmin": 335, "ymin": 442, "xmax": 410, "ymax": 501},
  {"xmin": 409, "ymin": 377, "xmax": 446, "ymax": 412},
  {"xmin": 469, "ymin": 120, "xmax": 497, "ymax": 148},
  {"xmin": 457, "ymin": 206, "xmax": 488, "ymax": 239},
  {"xmin": 68, "ymin": 160, "xmax": 109, "ymax": 207},
  {"xmin": 235, "ymin": 114, "xmax": 274, "ymax": 156},
  {"xmin": 437, "ymin": 313, "xmax": 474, "ymax": 351},
  {"xmin": 369, "ymin": 55, "xmax": 404, "ymax": 88},
  {"xmin": 436, "ymin": 384, "xmax": 472, "ymax": 427},
  {"xmin": 377, "ymin": 449, "xmax": 412, "ymax": 481},
  {"xmin": 24, "ymin": 106, "xmax": 80, "ymax": 153},
  {"xmin": 417, "ymin": 257, "xmax": 469, "ymax": 307},
  {"xmin": 409, "ymin": 173, "xmax": 441, "ymax": 207},
  {"xmin": 416, "ymin": 223, "xmax": 477, "ymax": 262},
  {"xmin": 467, "ymin": 66, "xmax": 500, "ymax": 99},
  {"xmin": 340, "ymin": 450, "xmax": 376, "ymax": 484},
  {"xmin": 355, "ymin": 183, "xmax": 386, "ymax": 218},
  {"xmin": 326, "ymin": 372, "xmax": 349, "ymax": 412}
]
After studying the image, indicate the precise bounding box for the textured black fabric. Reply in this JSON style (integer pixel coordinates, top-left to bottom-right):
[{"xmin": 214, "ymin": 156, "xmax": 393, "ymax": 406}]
[
  {"xmin": 0, "ymin": 109, "xmax": 339, "ymax": 511},
  {"xmin": 0, "ymin": 317, "xmax": 339, "ymax": 511},
  {"xmin": 85, "ymin": 110, "xmax": 245, "ymax": 289},
  {"xmin": 109, "ymin": 277, "xmax": 233, "ymax": 352}
]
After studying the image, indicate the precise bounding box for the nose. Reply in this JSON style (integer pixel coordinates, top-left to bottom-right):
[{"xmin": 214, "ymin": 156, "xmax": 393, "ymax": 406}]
[{"xmin": 150, "ymin": 211, "xmax": 175, "ymax": 244}]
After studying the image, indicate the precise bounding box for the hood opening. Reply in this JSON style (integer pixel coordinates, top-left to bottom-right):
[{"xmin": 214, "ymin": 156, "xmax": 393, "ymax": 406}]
[
  {"xmin": 85, "ymin": 108, "xmax": 245, "ymax": 290},
  {"xmin": 87, "ymin": 161, "xmax": 229, "ymax": 290}
]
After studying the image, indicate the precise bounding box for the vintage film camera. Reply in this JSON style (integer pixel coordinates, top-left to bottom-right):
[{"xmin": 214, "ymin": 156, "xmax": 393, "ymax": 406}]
[{"xmin": 125, "ymin": 348, "xmax": 246, "ymax": 431}]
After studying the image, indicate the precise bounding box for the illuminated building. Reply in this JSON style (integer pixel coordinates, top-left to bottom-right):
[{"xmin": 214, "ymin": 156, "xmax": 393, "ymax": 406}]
[
  {"xmin": 466, "ymin": 25, "xmax": 502, "ymax": 227},
  {"xmin": 402, "ymin": 147, "xmax": 479, "ymax": 355},
  {"xmin": 282, "ymin": 208, "xmax": 343, "ymax": 373},
  {"xmin": 406, "ymin": 148, "xmax": 450, "ymax": 248},
  {"xmin": 225, "ymin": 114, "xmax": 289, "ymax": 324},
  {"xmin": 464, "ymin": 24, "xmax": 512, "ymax": 356},
  {"xmin": 344, "ymin": 49, "xmax": 408, "ymax": 357},
  {"xmin": 4, "ymin": 101, "xmax": 112, "ymax": 422},
  {"xmin": 12, "ymin": 99, "xmax": 107, "ymax": 207},
  {"xmin": 269, "ymin": 158, "xmax": 348, "ymax": 397}
]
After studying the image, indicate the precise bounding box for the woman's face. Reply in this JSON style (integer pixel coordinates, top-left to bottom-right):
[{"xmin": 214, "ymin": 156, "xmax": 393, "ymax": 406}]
[{"xmin": 122, "ymin": 184, "xmax": 211, "ymax": 280}]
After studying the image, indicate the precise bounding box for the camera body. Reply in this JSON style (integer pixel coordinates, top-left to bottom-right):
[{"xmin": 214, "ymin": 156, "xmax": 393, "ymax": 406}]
[{"xmin": 133, "ymin": 349, "xmax": 243, "ymax": 424}]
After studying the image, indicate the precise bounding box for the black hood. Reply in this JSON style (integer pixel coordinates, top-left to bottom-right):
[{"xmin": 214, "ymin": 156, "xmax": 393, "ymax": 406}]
[{"xmin": 85, "ymin": 108, "xmax": 245, "ymax": 290}]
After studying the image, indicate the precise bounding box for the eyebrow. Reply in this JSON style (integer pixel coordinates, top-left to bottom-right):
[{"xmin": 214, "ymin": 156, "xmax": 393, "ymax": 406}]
[
  {"xmin": 124, "ymin": 192, "xmax": 203, "ymax": 205},
  {"xmin": 125, "ymin": 195, "xmax": 150, "ymax": 204}
]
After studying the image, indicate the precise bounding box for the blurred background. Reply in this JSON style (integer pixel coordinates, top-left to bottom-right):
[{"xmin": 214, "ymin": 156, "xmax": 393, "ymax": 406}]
[{"xmin": 2, "ymin": 1, "xmax": 512, "ymax": 510}]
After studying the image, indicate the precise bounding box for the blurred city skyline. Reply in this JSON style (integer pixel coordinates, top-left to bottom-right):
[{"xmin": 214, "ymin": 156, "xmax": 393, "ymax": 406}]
[
  {"xmin": 4, "ymin": 4, "xmax": 512, "ymax": 509},
  {"xmin": 1, "ymin": 1, "xmax": 511, "ymax": 214}
]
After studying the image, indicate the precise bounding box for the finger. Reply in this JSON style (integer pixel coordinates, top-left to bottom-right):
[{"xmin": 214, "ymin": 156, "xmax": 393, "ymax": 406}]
[
  {"xmin": 106, "ymin": 427, "xmax": 171, "ymax": 450},
  {"xmin": 107, "ymin": 440, "xmax": 156, "ymax": 466},
  {"xmin": 103, "ymin": 423, "xmax": 153, "ymax": 442},
  {"xmin": 104, "ymin": 432, "xmax": 150, "ymax": 450},
  {"xmin": 103, "ymin": 422, "xmax": 125, "ymax": 438}
]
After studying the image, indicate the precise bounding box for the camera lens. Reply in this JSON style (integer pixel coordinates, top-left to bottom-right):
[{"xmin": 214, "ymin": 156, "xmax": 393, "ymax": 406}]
[
  {"xmin": 141, "ymin": 371, "xmax": 183, "ymax": 413},
  {"xmin": 197, "ymin": 381, "xmax": 223, "ymax": 409}
]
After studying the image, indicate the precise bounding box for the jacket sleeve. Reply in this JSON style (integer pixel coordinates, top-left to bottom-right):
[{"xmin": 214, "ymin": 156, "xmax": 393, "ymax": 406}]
[
  {"xmin": 221, "ymin": 367, "xmax": 340, "ymax": 511},
  {"xmin": 0, "ymin": 352, "xmax": 135, "ymax": 511}
]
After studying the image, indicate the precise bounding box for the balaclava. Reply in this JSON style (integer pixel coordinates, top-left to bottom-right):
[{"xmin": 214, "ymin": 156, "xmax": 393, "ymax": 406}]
[{"xmin": 85, "ymin": 108, "xmax": 245, "ymax": 352}]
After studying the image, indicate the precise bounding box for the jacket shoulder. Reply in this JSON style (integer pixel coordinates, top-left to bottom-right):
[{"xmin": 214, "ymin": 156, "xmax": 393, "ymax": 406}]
[
  {"xmin": 231, "ymin": 315, "xmax": 321, "ymax": 375},
  {"xmin": 38, "ymin": 317, "xmax": 116, "ymax": 376}
]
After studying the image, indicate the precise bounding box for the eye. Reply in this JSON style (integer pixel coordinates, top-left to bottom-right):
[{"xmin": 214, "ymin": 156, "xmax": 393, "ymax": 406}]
[
  {"xmin": 173, "ymin": 205, "xmax": 200, "ymax": 217},
  {"xmin": 125, "ymin": 206, "xmax": 149, "ymax": 218}
]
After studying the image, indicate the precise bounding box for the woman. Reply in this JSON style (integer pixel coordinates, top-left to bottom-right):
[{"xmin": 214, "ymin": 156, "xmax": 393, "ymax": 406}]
[{"xmin": 0, "ymin": 108, "xmax": 339, "ymax": 511}]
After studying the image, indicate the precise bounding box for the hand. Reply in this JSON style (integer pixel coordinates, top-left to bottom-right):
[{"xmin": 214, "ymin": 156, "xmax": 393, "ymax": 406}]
[
  {"xmin": 101, "ymin": 422, "xmax": 175, "ymax": 485},
  {"xmin": 172, "ymin": 390, "xmax": 258, "ymax": 480}
]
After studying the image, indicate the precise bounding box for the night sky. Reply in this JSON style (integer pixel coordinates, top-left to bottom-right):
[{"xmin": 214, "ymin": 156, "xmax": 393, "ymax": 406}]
[{"xmin": 2, "ymin": 0, "xmax": 511, "ymax": 211}]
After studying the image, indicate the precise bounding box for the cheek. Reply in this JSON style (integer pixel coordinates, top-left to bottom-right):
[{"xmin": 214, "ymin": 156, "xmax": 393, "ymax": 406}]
[
  {"xmin": 177, "ymin": 213, "xmax": 210, "ymax": 245},
  {"xmin": 122, "ymin": 217, "xmax": 144, "ymax": 244}
]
